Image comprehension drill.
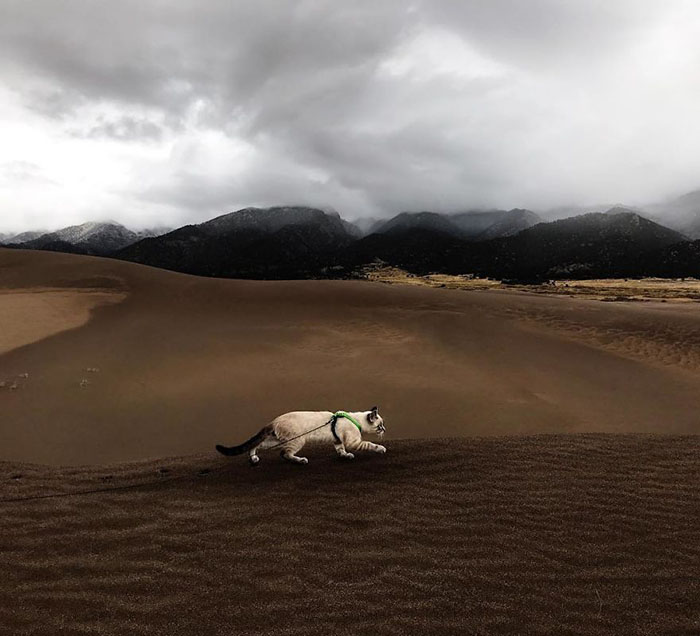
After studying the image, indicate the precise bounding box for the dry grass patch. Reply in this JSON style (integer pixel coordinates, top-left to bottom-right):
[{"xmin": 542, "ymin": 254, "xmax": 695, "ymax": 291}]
[{"xmin": 361, "ymin": 265, "xmax": 700, "ymax": 302}]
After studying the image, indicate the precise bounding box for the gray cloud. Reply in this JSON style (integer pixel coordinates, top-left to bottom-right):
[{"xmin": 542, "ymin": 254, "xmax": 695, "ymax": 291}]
[
  {"xmin": 79, "ymin": 116, "xmax": 164, "ymax": 142},
  {"xmin": 0, "ymin": 0, "xmax": 699, "ymax": 232}
]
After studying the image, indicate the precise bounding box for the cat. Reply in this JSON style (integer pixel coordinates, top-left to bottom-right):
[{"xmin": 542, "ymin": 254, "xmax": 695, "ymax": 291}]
[{"xmin": 215, "ymin": 406, "xmax": 386, "ymax": 465}]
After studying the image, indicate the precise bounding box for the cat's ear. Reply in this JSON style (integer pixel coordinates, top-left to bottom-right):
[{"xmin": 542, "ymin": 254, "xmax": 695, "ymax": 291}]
[{"xmin": 368, "ymin": 406, "xmax": 379, "ymax": 422}]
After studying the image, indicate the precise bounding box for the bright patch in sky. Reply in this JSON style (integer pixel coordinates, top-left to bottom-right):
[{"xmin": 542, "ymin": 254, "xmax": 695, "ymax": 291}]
[{"xmin": 379, "ymin": 28, "xmax": 508, "ymax": 81}]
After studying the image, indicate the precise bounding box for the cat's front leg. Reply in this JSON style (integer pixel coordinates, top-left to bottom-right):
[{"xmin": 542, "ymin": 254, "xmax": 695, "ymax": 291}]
[
  {"xmin": 352, "ymin": 440, "xmax": 387, "ymax": 454},
  {"xmin": 334, "ymin": 442, "xmax": 354, "ymax": 460}
]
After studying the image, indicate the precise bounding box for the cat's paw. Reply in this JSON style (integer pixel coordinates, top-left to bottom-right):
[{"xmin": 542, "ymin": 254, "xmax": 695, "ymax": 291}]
[
  {"xmin": 299, "ymin": 457, "xmax": 309, "ymax": 465},
  {"xmin": 342, "ymin": 452, "xmax": 355, "ymax": 460},
  {"xmin": 249, "ymin": 456, "xmax": 260, "ymax": 466},
  {"xmin": 375, "ymin": 445, "xmax": 387, "ymax": 454}
]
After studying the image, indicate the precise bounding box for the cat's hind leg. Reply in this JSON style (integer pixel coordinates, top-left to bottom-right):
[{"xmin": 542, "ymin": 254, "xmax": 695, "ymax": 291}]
[
  {"xmin": 248, "ymin": 432, "xmax": 278, "ymax": 466},
  {"xmin": 280, "ymin": 439, "xmax": 309, "ymax": 465},
  {"xmin": 248, "ymin": 437, "xmax": 277, "ymax": 466}
]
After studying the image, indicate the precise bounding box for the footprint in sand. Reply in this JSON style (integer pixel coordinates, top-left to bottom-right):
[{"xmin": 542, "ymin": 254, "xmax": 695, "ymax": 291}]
[{"xmin": 80, "ymin": 368, "xmax": 100, "ymax": 388}]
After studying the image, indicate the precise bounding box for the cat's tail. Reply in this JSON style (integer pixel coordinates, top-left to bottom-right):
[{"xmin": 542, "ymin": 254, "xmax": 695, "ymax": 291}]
[{"xmin": 215, "ymin": 427, "xmax": 271, "ymax": 457}]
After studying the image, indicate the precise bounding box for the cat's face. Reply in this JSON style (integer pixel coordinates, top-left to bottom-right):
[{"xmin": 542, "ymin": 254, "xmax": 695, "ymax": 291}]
[{"xmin": 367, "ymin": 406, "xmax": 385, "ymax": 437}]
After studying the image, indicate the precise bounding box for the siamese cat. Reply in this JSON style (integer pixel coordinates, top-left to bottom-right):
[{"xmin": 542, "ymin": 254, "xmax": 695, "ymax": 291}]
[{"xmin": 216, "ymin": 406, "xmax": 386, "ymax": 465}]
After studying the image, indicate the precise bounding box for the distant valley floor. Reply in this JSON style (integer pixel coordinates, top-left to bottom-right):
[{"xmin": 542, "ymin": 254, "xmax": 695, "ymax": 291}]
[{"xmin": 363, "ymin": 264, "xmax": 700, "ymax": 302}]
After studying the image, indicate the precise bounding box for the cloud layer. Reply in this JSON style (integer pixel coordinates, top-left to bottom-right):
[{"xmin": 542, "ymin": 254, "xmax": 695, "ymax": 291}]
[{"xmin": 1, "ymin": 0, "xmax": 699, "ymax": 231}]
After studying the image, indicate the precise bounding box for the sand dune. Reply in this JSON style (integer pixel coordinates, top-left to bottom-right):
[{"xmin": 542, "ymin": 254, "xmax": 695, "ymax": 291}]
[
  {"xmin": 3, "ymin": 248, "xmax": 700, "ymax": 464},
  {"xmin": 2, "ymin": 249, "xmax": 700, "ymax": 633},
  {"xmin": 0, "ymin": 288, "xmax": 126, "ymax": 355},
  {"xmin": 1, "ymin": 436, "xmax": 699, "ymax": 635}
]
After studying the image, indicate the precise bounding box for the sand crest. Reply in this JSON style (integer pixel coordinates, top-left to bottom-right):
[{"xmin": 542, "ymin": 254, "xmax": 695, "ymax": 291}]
[
  {"xmin": 0, "ymin": 288, "xmax": 126, "ymax": 355},
  {"xmin": 3, "ymin": 249, "xmax": 700, "ymax": 465}
]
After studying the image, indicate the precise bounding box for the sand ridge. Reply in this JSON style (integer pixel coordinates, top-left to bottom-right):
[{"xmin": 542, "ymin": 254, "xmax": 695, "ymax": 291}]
[
  {"xmin": 3, "ymin": 248, "xmax": 700, "ymax": 464},
  {"xmin": 0, "ymin": 288, "xmax": 127, "ymax": 355},
  {"xmin": 475, "ymin": 293, "xmax": 700, "ymax": 374}
]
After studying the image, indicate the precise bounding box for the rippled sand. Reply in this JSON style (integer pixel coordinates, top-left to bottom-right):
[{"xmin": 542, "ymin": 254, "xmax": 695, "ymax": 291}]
[{"xmin": 1, "ymin": 436, "xmax": 698, "ymax": 635}]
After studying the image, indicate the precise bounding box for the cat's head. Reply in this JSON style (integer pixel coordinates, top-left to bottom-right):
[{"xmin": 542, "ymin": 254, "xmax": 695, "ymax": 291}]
[{"xmin": 366, "ymin": 406, "xmax": 385, "ymax": 437}]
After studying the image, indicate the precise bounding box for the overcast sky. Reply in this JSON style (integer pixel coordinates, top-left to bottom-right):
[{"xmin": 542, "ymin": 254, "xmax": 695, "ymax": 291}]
[{"xmin": 1, "ymin": 0, "xmax": 699, "ymax": 232}]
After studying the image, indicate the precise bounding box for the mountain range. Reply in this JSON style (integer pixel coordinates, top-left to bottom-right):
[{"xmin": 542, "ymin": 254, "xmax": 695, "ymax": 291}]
[
  {"xmin": 117, "ymin": 207, "xmax": 354, "ymax": 279},
  {"xmin": 364, "ymin": 208, "xmax": 542, "ymax": 240},
  {"xmin": 3, "ymin": 202, "xmax": 700, "ymax": 281},
  {"xmin": 1, "ymin": 222, "xmax": 170, "ymax": 255},
  {"xmin": 645, "ymin": 190, "xmax": 700, "ymax": 239}
]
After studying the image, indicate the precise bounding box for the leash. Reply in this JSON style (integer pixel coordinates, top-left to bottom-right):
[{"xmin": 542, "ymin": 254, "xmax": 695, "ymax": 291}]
[
  {"xmin": 264, "ymin": 411, "xmax": 361, "ymax": 450},
  {"xmin": 266, "ymin": 419, "xmax": 333, "ymax": 450},
  {"xmin": 0, "ymin": 411, "xmax": 361, "ymax": 504}
]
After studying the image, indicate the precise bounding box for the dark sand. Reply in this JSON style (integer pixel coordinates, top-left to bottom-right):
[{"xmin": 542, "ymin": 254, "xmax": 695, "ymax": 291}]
[
  {"xmin": 2, "ymin": 436, "xmax": 699, "ymax": 635},
  {"xmin": 3, "ymin": 250, "xmax": 700, "ymax": 634}
]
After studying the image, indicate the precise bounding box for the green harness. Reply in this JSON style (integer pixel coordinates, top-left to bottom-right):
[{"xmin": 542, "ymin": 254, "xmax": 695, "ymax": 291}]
[{"xmin": 330, "ymin": 411, "xmax": 362, "ymax": 443}]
